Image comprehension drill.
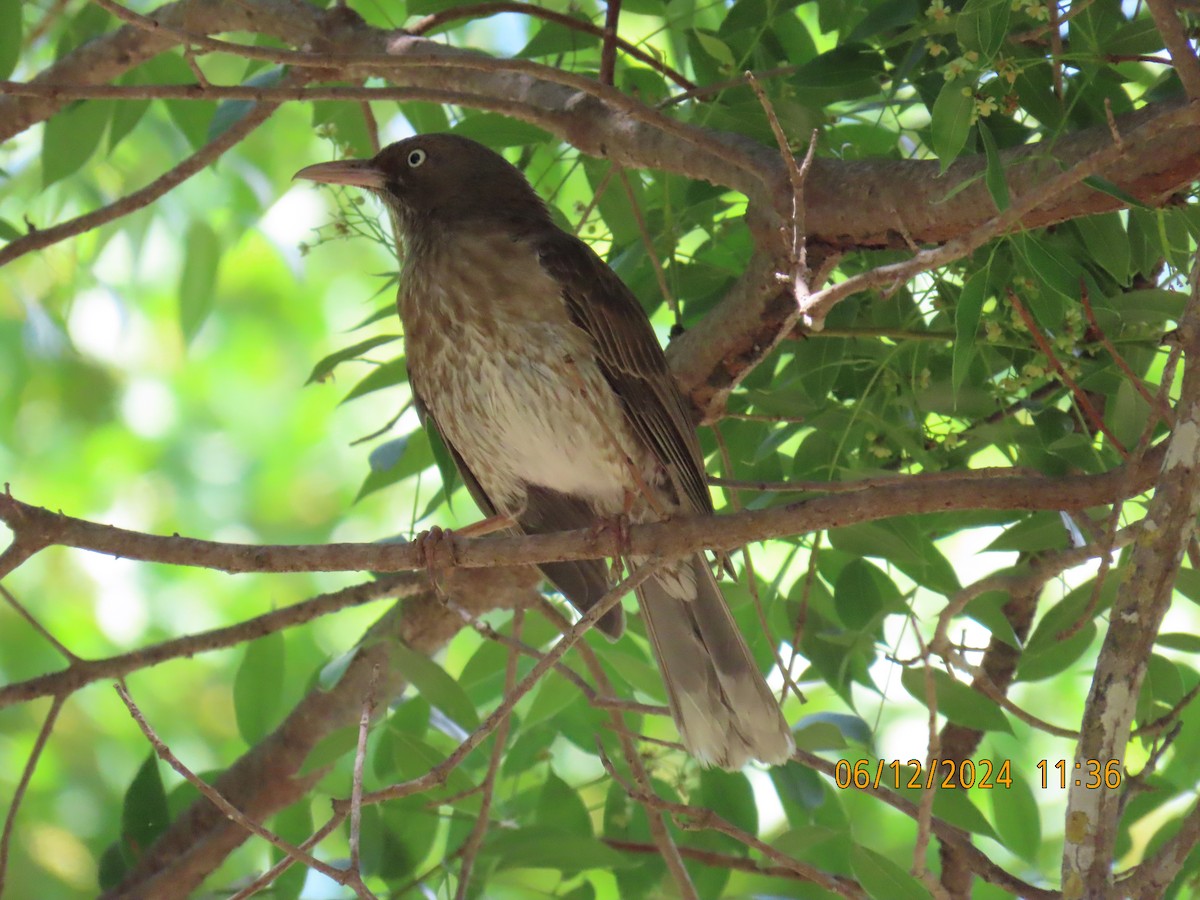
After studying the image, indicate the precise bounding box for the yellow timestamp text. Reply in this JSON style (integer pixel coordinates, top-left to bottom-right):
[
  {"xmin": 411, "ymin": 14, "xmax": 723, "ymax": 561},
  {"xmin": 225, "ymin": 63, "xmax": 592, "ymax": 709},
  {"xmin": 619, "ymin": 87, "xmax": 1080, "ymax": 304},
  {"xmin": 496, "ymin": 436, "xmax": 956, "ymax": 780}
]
[
  {"xmin": 1037, "ymin": 758, "xmax": 1123, "ymax": 789},
  {"xmin": 833, "ymin": 758, "xmax": 1013, "ymax": 790}
]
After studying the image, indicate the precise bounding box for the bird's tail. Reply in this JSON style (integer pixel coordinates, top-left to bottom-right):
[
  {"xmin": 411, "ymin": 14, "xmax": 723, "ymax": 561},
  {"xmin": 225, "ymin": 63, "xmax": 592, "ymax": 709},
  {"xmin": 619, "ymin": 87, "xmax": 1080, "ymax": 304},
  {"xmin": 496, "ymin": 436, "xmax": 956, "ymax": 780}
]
[{"xmin": 636, "ymin": 555, "xmax": 794, "ymax": 770}]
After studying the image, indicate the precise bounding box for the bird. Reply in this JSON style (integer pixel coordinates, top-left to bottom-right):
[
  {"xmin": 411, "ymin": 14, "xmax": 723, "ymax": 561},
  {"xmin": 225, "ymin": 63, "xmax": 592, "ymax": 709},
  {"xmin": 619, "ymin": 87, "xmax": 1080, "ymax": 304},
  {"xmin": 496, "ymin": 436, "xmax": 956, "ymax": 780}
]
[{"xmin": 294, "ymin": 134, "xmax": 793, "ymax": 769}]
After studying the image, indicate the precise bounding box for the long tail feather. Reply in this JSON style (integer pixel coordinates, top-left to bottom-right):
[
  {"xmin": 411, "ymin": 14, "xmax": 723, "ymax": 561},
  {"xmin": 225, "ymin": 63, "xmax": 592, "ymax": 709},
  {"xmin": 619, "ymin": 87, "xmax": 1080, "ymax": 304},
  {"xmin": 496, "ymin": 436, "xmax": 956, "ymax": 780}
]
[{"xmin": 637, "ymin": 555, "xmax": 793, "ymax": 770}]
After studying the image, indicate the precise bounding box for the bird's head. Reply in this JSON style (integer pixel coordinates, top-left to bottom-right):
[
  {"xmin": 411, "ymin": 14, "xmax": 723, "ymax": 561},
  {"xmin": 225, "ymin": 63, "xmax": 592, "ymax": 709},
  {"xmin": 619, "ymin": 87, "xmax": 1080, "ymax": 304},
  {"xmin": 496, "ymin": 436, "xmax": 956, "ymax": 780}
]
[{"xmin": 293, "ymin": 133, "xmax": 549, "ymax": 236}]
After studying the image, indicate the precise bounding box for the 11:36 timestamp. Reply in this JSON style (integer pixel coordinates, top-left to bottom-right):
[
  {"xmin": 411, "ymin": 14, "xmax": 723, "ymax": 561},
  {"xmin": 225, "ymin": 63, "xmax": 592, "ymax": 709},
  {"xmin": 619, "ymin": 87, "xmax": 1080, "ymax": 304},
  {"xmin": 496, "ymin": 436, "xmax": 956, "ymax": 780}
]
[{"xmin": 1038, "ymin": 759, "xmax": 1123, "ymax": 789}]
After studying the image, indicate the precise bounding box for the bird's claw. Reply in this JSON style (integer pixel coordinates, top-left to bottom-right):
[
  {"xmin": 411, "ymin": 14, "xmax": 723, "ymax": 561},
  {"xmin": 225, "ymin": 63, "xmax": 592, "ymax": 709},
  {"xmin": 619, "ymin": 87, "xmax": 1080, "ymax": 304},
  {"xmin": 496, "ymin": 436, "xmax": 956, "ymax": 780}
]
[
  {"xmin": 414, "ymin": 525, "xmax": 457, "ymax": 600},
  {"xmin": 589, "ymin": 514, "xmax": 633, "ymax": 580}
]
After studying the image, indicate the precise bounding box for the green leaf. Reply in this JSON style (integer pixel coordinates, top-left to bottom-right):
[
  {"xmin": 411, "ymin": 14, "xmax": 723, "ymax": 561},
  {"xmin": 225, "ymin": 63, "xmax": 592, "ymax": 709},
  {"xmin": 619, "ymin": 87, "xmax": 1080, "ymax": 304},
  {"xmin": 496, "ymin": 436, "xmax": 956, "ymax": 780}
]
[
  {"xmin": 693, "ymin": 30, "xmax": 735, "ymax": 69},
  {"xmin": 97, "ymin": 842, "xmax": 127, "ymax": 890},
  {"xmin": 234, "ymin": 630, "xmax": 286, "ymax": 744},
  {"xmin": 109, "ymin": 69, "xmax": 152, "ymax": 152},
  {"xmin": 901, "ymin": 666, "xmax": 1013, "ymax": 734},
  {"xmin": 1076, "ymin": 212, "xmax": 1131, "ymax": 283},
  {"xmin": 1158, "ymin": 633, "xmax": 1200, "ymax": 653},
  {"xmin": 340, "ymin": 358, "xmax": 409, "ymax": 404},
  {"xmin": 985, "ymin": 513, "xmax": 1069, "ymax": 552},
  {"xmin": 179, "ymin": 221, "xmax": 221, "ymax": 343},
  {"xmin": 1083, "ymin": 175, "xmax": 1150, "ymax": 209},
  {"xmin": 0, "ymin": 0, "xmax": 21, "ymax": 80},
  {"xmin": 792, "ymin": 711, "xmax": 872, "ymax": 752},
  {"xmin": 1017, "ymin": 231, "xmax": 1081, "ymax": 303},
  {"xmin": 271, "ymin": 802, "xmax": 314, "ymax": 900},
  {"xmin": 518, "ymin": 19, "xmax": 600, "ymax": 58},
  {"xmin": 359, "ymin": 797, "xmax": 440, "ymax": 879},
  {"xmin": 0, "ymin": 218, "xmax": 20, "ymax": 241},
  {"xmin": 1106, "ymin": 379, "xmax": 1149, "ymax": 452},
  {"xmin": 930, "ymin": 78, "xmax": 974, "ymax": 172},
  {"xmin": 992, "ymin": 772, "xmax": 1041, "ymax": 861},
  {"xmin": 851, "ymin": 844, "xmax": 929, "ymax": 900},
  {"xmin": 953, "ymin": 267, "xmax": 989, "ymax": 395},
  {"xmin": 306, "ymin": 334, "xmax": 401, "ymax": 384},
  {"xmin": 955, "ymin": 0, "xmax": 1010, "ymax": 60},
  {"xmin": 790, "ymin": 44, "xmax": 884, "ymax": 88},
  {"xmin": 1018, "ymin": 621, "xmax": 1097, "ymax": 681},
  {"xmin": 451, "ymin": 114, "xmax": 552, "ymax": 148},
  {"xmin": 976, "ymin": 119, "xmax": 1009, "ymax": 211},
  {"xmin": 122, "ymin": 754, "xmax": 170, "ymax": 856},
  {"xmin": 482, "ymin": 827, "xmax": 633, "ymax": 873},
  {"xmin": 312, "ymin": 100, "xmax": 376, "ymax": 158},
  {"xmin": 699, "ymin": 768, "xmax": 758, "ymax": 835},
  {"xmin": 537, "ymin": 772, "xmax": 593, "ymax": 835},
  {"xmin": 356, "ymin": 429, "xmax": 434, "ymax": 502},
  {"xmin": 43, "ymin": 100, "xmax": 112, "ymax": 187},
  {"xmin": 298, "ymin": 725, "xmax": 360, "ymax": 776},
  {"xmin": 208, "ymin": 67, "xmax": 284, "ymax": 141},
  {"xmin": 143, "ymin": 53, "xmax": 216, "ymax": 149},
  {"xmin": 426, "ymin": 419, "xmax": 461, "ymax": 507},
  {"xmin": 402, "ymin": 101, "xmax": 451, "ymax": 134},
  {"xmin": 848, "ymin": 0, "xmax": 920, "ymax": 41},
  {"xmin": 829, "ymin": 521, "xmax": 961, "ymax": 596},
  {"xmin": 524, "ymin": 670, "xmax": 584, "ymax": 728},
  {"xmin": 931, "ymin": 784, "xmax": 998, "ymax": 838},
  {"xmin": 391, "ymin": 642, "xmax": 480, "ymax": 730}
]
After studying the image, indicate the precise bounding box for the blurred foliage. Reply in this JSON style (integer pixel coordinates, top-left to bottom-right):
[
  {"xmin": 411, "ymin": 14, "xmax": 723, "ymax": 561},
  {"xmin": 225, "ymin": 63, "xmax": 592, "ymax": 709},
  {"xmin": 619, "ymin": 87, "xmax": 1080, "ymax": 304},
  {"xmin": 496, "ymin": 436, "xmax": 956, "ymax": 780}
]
[{"xmin": 3, "ymin": 0, "xmax": 1200, "ymax": 897}]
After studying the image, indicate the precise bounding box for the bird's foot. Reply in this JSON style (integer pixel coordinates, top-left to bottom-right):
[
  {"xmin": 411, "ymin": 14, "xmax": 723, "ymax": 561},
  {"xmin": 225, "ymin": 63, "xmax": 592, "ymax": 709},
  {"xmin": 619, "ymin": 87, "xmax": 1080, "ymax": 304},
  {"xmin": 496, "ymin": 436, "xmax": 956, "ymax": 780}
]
[
  {"xmin": 414, "ymin": 525, "xmax": 457, "ymax": 600},
  {"xmin": 589, "ymin": 512, "xmax": 633, "ymax": 579}
]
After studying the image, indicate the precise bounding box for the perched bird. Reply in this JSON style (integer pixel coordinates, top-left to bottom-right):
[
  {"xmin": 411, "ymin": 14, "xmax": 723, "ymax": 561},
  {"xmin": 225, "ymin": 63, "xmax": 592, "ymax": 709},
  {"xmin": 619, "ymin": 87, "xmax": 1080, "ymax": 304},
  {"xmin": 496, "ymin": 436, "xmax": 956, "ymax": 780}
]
[{"xmin": 294, "ymin": 134, "xmax": 793, "ymax": 769}]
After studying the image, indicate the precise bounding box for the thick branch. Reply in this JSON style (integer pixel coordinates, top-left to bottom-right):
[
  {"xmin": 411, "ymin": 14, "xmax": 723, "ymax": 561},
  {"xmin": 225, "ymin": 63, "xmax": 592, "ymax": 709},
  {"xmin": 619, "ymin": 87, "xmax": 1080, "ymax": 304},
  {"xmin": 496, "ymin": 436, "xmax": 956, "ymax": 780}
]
[
  {"xmin": 0, "ymin": 452, "xmax": 1164, "ymax": 578},
  {"xmin": 1062, "ymin": 278, "xmax": 1200, "ymax": 895},
  {"xmin": 5, "ymin": 0, "xmax": 1200, "ymax": 252}
]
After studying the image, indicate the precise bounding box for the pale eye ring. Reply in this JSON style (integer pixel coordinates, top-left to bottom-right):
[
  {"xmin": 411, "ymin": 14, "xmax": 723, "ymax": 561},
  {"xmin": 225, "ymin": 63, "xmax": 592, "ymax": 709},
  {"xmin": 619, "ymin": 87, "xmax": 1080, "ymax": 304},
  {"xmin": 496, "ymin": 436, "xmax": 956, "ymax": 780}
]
[{"xmin": 407, "ymin": 148, "xmax": 427, "ymax": 168}]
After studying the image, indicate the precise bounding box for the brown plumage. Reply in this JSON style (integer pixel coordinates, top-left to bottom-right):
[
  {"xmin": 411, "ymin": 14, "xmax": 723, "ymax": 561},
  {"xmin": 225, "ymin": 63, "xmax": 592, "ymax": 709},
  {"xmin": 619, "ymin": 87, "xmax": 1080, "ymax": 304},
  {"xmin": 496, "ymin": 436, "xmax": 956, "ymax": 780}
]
[{"xmin": 294, "ymin": 134, "xmax": 793, "ymax": 769}]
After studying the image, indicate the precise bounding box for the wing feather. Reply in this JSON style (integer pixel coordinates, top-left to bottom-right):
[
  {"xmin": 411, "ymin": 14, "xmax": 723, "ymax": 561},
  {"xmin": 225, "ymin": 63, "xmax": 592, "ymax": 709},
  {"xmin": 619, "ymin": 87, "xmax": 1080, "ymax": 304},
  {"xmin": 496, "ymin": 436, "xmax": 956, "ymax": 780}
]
[{"xmin": 533, "ymin": 232, "xmax": 713, "ymax": 516}]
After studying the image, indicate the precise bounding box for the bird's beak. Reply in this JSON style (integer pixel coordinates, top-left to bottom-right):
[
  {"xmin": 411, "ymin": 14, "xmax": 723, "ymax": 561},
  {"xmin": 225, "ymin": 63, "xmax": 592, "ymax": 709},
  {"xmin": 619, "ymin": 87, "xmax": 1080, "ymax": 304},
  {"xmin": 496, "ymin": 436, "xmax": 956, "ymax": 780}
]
[{"xmin": 292, "ymin": 158, "xmax": 387, "ymax": 189}]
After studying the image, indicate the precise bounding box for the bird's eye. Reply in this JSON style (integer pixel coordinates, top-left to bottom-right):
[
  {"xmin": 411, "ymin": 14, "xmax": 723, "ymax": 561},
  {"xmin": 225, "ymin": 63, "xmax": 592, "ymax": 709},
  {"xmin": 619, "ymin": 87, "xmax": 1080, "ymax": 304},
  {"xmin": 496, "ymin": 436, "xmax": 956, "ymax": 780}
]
[{"xmin": 407, "ymin": 149, "xmax": 427, "ymax": 168}]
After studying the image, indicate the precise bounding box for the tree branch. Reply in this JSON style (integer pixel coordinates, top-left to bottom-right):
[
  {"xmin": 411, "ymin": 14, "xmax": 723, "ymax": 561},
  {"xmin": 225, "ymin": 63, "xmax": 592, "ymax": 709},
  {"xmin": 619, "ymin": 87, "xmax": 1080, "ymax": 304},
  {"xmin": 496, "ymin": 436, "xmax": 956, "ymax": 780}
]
[
  {"xmin": 0, "ymin": 451, "xmax": 1166, "ymax": 578},
  {"xmin": 1063, "ymin": 259, "xmax": 1200, "ymax": 895}
]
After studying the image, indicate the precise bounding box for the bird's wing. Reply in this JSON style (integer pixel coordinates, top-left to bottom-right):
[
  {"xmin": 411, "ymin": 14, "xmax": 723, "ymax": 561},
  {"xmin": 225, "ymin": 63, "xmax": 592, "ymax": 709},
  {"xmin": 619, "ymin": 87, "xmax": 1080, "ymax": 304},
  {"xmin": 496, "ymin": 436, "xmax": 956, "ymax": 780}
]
[
  {"xmin": 534, "ymin": 231, "xmax": 714, "ymax": 516},
  {"xmin": 410, "ymin": 377, "xmax": 625, "ymax": 638}
]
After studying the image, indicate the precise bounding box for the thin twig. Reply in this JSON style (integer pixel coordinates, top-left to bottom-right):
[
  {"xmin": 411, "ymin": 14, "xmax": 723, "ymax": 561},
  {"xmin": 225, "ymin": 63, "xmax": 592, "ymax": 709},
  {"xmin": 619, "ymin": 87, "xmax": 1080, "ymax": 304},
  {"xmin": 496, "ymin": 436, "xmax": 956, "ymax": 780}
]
[
  {"xmin": 913, "ymin": 632, "xmax": 940, "ymax": 883},
  {"xmin": 1144, "ymin": 0, "xmax": 1200, "ymax": 100},
  {"xmin": 1007, "ymin": 288, "xmax": 1128, "ymax": 454},
  {"xmin": 113, "ymin": 684, "xmax": 358, "ymax": 891},
  {"xmin": 229, "ymin": 815, "xmax": 348, "ymax": 900},
  {"xmin": 617, "ymin": 166, "xmax": 680, "ymax": 326},
  {"xmin": 1048, "ymin": 0, "xmax": 1064, "ymax": 103},
  {"xmin": 599, "ymin": 0, "xmax": 621, "ymax": 86},
  {"xmin": 0, "ymin": 584, "xmax": 79, "ymax": 662},
  {"xmin": 535, "ymin": 599, "xmax": 698, "ymax": 899},
  {"xmin": 348, "ymin": 664, "xmax": 383, "ymax": 875},
  {"xmin": 360, "ymin": 562, "xmax": 666, "ymax": 806},
  {"xmin": 1080, "ymin": 280, "xmax": 1172, "ymax": 421},
  {"xmin": 407, "ymin": 0, "xmax": 694, "ymax": 90},
  {"xmin": 0, "ymin": 81, "xmax": 285, "ymax": 267},
  {"xmin": 0, "ymin": 695, "xmax": 65, "ymax": 893},
  {"xmin": 455, "ymin": 609, "xmax": 522, "ymax": 898},
  {"xmin": 597, "ymin": 745, "xmax": 866, "ymax": 898},
  {"xmin": 792, "ymin": 748, "xmax": 1059, "ymax": 898},
  {"xmin": 783, "ymin": 534, "xmax": 821, "ymax": 706},
  {"xmin": 1, "ymin": 575, "xmax": 418, "ymax": 709}
]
